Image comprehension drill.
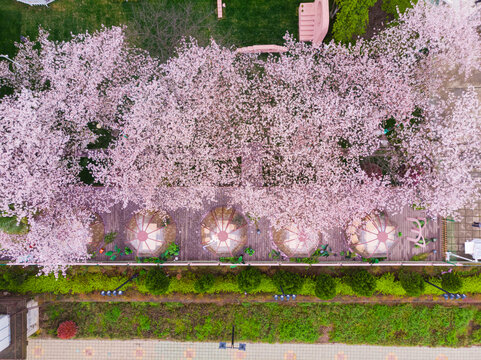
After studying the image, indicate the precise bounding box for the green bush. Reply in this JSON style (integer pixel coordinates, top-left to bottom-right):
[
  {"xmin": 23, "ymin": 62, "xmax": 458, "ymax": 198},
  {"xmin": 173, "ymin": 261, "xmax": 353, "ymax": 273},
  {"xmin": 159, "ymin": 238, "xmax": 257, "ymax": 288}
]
[
  {"xmin": 273, "ymin": 270, "xmax": 304, "ymax": 294},
  {"xmin": 314, "ymin": 274, "xmax": 337, "ymax": 300},
  {"xmin": 144, "ymin": 267, "xmax": 170, "ymax": 295},
  {"xmin": 399, "ymin": 271, "xmax": 425, "ymax": 296},
  {"xmin": 194, "ymin": 274, "xmax": 215, "ymax": 293},
  {"xmin": 332, "ymin": 0, "xmax": 378, "ymax": 44},
  {"xmin": 346, "ymin": 269, "xmax": 377, "ymax": 296},
  {"xmin": 237, "ymin": 266, "xmax": 262, "ymax": 293},
  {"xmin": 381, "ymin": 0, "xmax": 418, "ymax": 18},
  {"xmin": 441, "ymin": 272, "xmax": 462, "ymax": 293}
]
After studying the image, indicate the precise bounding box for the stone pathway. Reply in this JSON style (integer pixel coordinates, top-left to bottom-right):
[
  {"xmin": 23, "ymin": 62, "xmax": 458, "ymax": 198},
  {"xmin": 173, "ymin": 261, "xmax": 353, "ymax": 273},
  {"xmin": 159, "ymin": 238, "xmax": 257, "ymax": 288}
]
[{"xmin": 26, "ymin": 339, "xmax": 481, "ymax": 360}]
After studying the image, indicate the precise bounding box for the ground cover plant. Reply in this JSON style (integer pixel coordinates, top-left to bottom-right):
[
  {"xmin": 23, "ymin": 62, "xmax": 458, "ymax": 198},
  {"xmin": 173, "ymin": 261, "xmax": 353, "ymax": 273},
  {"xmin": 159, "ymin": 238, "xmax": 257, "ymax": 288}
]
[{"xmin": 41, "ymin": 302, "xmax": 477, "ymax": 346}]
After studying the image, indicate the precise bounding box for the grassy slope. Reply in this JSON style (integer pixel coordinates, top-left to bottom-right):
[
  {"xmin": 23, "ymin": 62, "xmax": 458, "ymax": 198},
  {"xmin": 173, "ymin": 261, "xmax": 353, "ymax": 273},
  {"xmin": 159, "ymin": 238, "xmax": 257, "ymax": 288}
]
[{"xmin": 43, "ymin": 302, "xmax": 477, "ymax": 346}]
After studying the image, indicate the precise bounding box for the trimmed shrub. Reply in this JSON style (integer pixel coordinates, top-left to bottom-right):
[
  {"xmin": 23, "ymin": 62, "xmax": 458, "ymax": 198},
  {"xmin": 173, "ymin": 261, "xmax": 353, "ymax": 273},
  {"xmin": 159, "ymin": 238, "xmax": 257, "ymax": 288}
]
[
  {"xmin": 399, "ymin": 271, "xmax": 425, "ymax": 296},
  {"xmin": 237, "ymin": 266, "xmax": 262, "ymax": 293},
  {"xmin": 273, "ymin": 270, "xmax": 304, "ymax": 294},
  {"xmin": 332, "ymin": 0, "xmax": 378, "ymax": 44},
  {"xmin": 144, "ymin": 267, "xmax": 170, "ymax": 295},
  {"xmin": 441, "ymin": 272, "xmax": 462, "ymax": 293},
  {"xmin": 194, "ymin": 274, "xmax": 215, "ymax": 293},
  {"xmin": 57, "ymin": 321, "xmax": 77, "ymax": 339},
  {"xmin": 314, "ymin": 274, "xmax": 337, "ymax": 300},
  {"xmin": 346, "ymin": 269, "xmax": 377, "ymax": 296}
]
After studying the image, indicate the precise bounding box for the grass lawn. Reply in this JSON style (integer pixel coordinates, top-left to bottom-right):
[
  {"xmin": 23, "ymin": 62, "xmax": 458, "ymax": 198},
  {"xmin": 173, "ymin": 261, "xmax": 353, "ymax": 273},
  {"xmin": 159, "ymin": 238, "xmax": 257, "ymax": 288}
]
[
  {"xmin": 0, "ymin": 0, "xmax": 128, "ymax": 56},
  {"xmin": 216, "ymin": 0, "xmax": 303, "ymax": 47},
  {"xmin": 0, "ymin": 0, "xmax": 305, "ymax": 57},
  {"xmin": 42, "ymin": 302, "xmax": 479, "ymax": 346}
]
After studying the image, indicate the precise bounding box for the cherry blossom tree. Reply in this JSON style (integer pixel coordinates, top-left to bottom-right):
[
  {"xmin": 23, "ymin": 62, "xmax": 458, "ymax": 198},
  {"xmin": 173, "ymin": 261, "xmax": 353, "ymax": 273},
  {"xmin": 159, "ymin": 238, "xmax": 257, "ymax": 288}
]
[
  {"xmin": 364, "ymin": 0, "xmax": 481, "ymax": 219},
  {"xmin": 1, "ymin": 0, "xmax": 480, "ymax": 268},
  {"xmin": 0, "ymin": 203, "xmax": 94, "ymax": 276},
  {"xmin": 0, "ymin": 89, "xmax": 79, "ymax": 221},
  {"xmin": 0, "ymin": 26, "xmax": 157, "ymax": 272},
  {"xmin": 88, "ymin": 39, "xmax": 255, "ymax": 212},
  {"xmin": 230, "ymin": 1, "xmax": 481, "ymax": 232},
  {"xmin": 0, "ymin": 26, "xmax": 159, "ymax": 218}
]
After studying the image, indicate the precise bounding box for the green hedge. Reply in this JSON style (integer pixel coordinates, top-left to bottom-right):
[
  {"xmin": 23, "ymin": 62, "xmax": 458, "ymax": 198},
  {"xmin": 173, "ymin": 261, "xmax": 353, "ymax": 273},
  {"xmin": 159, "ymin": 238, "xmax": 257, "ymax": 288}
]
[{"xmin": 3, "ymin": 267, "xmax": 481, "ymax": 297}]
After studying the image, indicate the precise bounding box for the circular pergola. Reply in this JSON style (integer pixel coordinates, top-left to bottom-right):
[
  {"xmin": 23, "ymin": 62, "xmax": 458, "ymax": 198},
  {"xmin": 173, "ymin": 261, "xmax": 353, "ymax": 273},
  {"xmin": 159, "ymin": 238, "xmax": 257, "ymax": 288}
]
[
  {"xmin": 87, "ymin": 213, "xmax": 104, "ymax": 252},
  {"xmin": 200, "ymin": 207, "xmax": 247, "ymax": 256},
  {"xmin": 273, "ymin": 224, "xmax": 320, "ymax": 257},
  {"xmin": 126, "ymin": 211, "xmax": 176, "ymax": 257},
  {"xmin": 347, "ymin": 212, "xmax": 397, "ymax": 258}
]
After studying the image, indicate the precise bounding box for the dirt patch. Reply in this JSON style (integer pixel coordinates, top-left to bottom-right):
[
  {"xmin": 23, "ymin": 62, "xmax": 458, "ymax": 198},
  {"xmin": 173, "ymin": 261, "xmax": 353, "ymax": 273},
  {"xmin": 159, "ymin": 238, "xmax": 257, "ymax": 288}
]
[
  {"xmin": 358, "ymin": 0, "xmax": 394, "ymax": 41},
  {"xmin": 318, "ymin": 325, "xmax": 333, "ymax": 343}
]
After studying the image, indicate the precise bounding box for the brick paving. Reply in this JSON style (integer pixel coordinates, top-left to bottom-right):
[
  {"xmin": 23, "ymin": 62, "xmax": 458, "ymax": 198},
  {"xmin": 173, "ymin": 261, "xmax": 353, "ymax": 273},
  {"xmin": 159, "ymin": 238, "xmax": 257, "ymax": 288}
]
[
  {"xmin": 446, "ymin": 200, "xmax": 481, "ymax": 258},
  {"xmin": 26, "ymin": 339, "xmax": 481, "ymax": 360}
]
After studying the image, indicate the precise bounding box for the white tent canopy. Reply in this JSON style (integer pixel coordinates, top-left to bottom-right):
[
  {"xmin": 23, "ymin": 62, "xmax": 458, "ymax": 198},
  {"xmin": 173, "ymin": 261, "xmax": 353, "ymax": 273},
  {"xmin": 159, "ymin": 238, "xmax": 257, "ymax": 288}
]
[{"xmin": 17, "ymin": 0, "xmax": 55, "ymax": 6}]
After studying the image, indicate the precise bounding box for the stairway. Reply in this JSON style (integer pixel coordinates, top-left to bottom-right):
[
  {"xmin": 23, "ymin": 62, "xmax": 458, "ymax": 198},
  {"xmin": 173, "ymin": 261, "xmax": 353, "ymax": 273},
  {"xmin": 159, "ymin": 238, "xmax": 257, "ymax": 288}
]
[{"xmin": 299, "ymin": 3, "xmax": 315, "ymax": 41}]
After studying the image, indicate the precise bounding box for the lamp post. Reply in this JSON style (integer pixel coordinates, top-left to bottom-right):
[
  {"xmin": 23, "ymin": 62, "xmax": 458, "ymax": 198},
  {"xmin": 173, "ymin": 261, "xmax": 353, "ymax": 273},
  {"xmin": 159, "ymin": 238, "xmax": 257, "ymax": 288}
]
[
  {"xmin": 101, "ymin": 273, "xmax": 139, "ymax": 296},
  {"xmin": 424, "ymin": 279, "xmax": 466, "ymax": 300},
  {"xmin": 0, "ymin": 54, "xmax": 24, "ymax": 68},
  {"xmin": 219, "ymin": 325, "xmax": 246, "ymax": 351},
  {"xmin": 273, "ymin": 284, "xmax": 296, "ymax": 301}
]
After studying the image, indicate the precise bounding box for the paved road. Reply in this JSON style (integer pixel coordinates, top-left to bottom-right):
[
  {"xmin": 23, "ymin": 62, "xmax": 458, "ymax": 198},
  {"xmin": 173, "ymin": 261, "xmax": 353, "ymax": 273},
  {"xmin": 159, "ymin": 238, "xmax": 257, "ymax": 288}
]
[{"xmin": 27, "ymin": 339, "xmax": 481, "ymax": 360}]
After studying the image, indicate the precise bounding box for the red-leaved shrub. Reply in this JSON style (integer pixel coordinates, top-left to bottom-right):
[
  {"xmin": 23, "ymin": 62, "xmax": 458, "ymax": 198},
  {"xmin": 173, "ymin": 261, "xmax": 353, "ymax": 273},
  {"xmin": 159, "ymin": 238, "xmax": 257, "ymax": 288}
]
[{"xmin": 57, "ymin": 321, "xmax": 78, "ymax": 339}]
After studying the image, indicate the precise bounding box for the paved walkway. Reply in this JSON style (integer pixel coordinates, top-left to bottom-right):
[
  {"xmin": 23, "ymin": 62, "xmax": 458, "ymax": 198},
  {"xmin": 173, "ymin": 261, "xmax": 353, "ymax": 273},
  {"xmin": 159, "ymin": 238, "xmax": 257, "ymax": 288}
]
[{"xmin": 26, "ymin": 339, "xmax": 481, "ymax": 360}]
